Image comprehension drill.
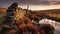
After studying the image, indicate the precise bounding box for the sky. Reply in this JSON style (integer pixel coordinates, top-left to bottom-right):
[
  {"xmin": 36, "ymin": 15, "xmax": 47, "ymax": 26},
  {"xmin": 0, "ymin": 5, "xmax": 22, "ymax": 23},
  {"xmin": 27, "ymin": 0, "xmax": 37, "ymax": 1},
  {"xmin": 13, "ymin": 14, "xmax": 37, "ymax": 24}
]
[{"xmin": 0, "ymin": 0, "xmax": 60, "ymax": 10}]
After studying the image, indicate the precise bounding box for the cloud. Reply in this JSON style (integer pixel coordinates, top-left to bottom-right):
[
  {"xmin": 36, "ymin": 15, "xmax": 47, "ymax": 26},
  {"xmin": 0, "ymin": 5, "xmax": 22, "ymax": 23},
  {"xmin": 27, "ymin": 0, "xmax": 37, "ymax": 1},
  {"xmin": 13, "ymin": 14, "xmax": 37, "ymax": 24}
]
[
  {"xmin": 0, "ymin": 0, "xmax": 60, "ymax": 8},
  {"xmin": 18, "ymin": 0, "xmax": 49, "ymax": 5},
  {"xmin": 18, "ymin": 0, "xmax": 60, "ymax": 5},
  {"xmin": 0, "ymin": 0, "xmax": 60, "ymax": 5}
]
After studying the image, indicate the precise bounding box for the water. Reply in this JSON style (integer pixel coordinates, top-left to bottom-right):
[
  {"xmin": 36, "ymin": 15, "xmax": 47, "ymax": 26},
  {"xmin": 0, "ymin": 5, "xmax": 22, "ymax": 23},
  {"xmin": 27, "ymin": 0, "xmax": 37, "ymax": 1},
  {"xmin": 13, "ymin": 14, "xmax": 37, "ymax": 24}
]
[{"xmin": 39, "ymin": 19, "xmax": 60, "ymax": 34}]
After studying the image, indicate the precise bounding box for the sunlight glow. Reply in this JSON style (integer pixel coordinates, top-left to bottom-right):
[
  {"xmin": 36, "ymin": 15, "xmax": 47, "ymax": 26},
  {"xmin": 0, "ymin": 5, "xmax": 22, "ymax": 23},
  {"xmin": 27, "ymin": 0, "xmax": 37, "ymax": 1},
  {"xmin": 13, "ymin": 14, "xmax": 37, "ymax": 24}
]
[{"xmin": 18, "ymin": 5, "xmax": 60, "ymax": 11}]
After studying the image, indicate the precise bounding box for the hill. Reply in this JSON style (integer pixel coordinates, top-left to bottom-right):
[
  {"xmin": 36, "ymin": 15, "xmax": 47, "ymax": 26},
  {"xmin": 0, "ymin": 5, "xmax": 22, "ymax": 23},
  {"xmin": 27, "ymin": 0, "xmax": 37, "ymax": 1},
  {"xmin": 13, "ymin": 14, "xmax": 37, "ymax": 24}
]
[
  {"xmin": 31, "ymin": 9, "xmax": 60, "ymax": 22},
  {"xmin": 0, "ymin": 8, "xmax": 6, "ymax": 12}
]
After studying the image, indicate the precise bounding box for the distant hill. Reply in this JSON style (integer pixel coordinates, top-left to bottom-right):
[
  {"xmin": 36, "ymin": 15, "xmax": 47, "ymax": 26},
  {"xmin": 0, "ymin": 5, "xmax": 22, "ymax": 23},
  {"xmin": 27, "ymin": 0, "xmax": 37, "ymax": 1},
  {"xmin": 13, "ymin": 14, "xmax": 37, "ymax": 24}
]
[
  {"xmin": 0, "ymin": 8, "xmax": 6, "ymax": 18},
  {"xmin": 32, "ymin": 9, "xmax": 60, "ymax": 15},
  {"xmin": 31, "ymin": 9, "xmax": 60, "ymax": 22},
  {"xmin": 0, "ymin": 8, "xmax": 6, "ymax": 12}
]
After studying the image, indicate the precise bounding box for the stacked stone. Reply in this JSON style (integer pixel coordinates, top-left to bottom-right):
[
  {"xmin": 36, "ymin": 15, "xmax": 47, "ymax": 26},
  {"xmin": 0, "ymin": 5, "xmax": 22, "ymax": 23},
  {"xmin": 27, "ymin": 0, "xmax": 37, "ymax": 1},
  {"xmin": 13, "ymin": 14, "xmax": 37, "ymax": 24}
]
[{"xmin": 3, "ymin": 3, "xmax": 18, "ymax": 25}]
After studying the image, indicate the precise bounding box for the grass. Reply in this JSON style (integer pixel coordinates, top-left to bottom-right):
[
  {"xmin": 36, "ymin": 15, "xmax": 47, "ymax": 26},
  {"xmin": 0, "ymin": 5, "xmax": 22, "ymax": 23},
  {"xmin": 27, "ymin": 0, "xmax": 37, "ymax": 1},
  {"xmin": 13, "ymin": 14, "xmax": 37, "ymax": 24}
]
[
  {"xmin": 0, "ymin": 12, "xmax": 6, "ymax": 23},
  {"xmin": 0, "ymin": 17, "xmax": 5, "ymax": 23},
  {"xmin": 48, "ymin": 13, "xmax": 60, "ymax": 18}
]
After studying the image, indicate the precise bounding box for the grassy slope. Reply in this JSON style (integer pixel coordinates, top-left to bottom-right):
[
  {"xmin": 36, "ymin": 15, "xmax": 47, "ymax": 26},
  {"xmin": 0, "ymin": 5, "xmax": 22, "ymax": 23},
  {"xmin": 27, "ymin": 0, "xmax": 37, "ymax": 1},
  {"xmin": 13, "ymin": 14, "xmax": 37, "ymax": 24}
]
[{"xmin": 0, "ymin": 12, "xmax": 6, "ymax": 23}]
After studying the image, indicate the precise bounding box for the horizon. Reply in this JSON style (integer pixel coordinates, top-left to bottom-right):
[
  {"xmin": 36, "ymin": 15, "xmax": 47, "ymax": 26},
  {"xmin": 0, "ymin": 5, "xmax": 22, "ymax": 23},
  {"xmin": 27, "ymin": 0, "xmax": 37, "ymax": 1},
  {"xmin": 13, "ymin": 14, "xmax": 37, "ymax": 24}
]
[
  {"xmin": 1, "ymin": 5, "xmax": 60, "ymax": 11},
  {"xmin": 18, "ymin": 5, "xmax": 60, "ymax": 11}
]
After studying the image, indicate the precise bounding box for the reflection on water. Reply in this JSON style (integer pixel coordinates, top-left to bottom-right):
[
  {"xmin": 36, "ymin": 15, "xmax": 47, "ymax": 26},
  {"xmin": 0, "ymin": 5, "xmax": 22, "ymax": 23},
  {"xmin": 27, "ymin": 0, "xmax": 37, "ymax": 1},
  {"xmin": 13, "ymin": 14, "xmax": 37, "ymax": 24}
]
[
  {"xmin": 39, "ymin": 19, "xmax": 60, "ymax": 34},
  {"xmin": 39, "ymin": 19, "xmax": 60, "ymax": 26}
]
